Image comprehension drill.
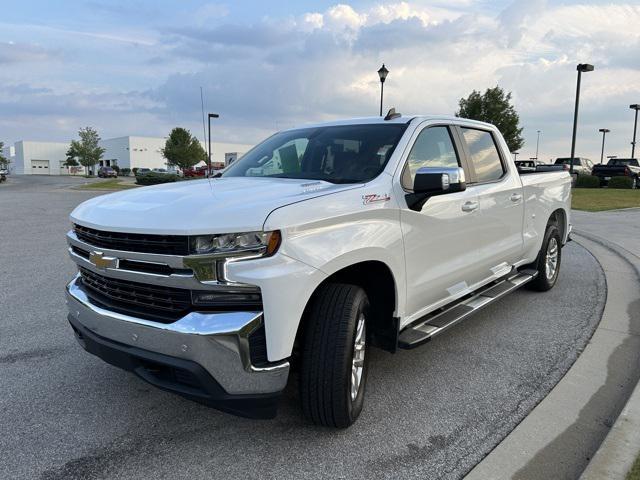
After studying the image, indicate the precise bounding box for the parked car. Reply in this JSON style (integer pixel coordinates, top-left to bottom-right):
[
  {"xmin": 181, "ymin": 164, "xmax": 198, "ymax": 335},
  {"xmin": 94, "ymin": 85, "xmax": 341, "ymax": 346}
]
[
  {"xmin": 515, "ymin": 160, "xmax": 565, "ymax": 174},
  {"xmin": 515, "ymin": 160, "xmax": 537, "ymax": 172},
  {"xmin": 65, "ymin": 114, "xmax": 571, "ymax": 427},
  {"xmin": 183, "ymin": 166, "xmax": 208, "ymax": 177},
  {"xmin": 135, "ymin": 168, "xmax": 151, "ymax": 176},
  {"xmin": 97, "ymin": 167, "xmax": 118, "ymax": 178},
  {"xmin": 554, "ymin": 157, "xmax": 594, "ymax": 176},
  {"xmin": 152, "ymin": 168, "xmax": 169, "ymax": 174},
  {"xmin": 591, "ymin": 158, "xmax": 639, "ymax": 188}
]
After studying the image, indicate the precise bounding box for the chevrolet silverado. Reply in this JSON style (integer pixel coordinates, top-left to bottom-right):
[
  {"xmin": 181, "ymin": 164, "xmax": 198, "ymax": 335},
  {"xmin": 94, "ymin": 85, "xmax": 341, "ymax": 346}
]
[{"xmin": 66, "ymin": 113, "xmax": 572, "ymax": 427}]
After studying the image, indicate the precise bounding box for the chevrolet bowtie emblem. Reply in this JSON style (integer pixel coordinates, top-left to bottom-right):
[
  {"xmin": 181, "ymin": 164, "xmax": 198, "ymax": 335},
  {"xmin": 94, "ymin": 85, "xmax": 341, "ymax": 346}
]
[{"xmin": 89, "ymin": 251, "xmax": 118, "ymax": 270}]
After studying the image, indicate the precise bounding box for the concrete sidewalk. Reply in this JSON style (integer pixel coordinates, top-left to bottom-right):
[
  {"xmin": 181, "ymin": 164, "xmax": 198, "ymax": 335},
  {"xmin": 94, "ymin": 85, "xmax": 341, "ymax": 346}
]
[{"xmin": 465, "ymin": 209, "xmax": 640, "ymax": 479}]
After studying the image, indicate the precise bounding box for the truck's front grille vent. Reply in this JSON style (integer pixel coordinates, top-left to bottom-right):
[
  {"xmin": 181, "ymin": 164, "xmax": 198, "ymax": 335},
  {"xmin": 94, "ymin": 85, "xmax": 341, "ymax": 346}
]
[
  {"xmin": 74, "ymin": 224, "xmax": 190, "ymax": 256},
  {"xmin": 78, "ymin": 268, "xmax": 264, "ymax": 323},
  {"xmin": 79, "ymin": 267, "xmax": 191, "ymax": 322}
]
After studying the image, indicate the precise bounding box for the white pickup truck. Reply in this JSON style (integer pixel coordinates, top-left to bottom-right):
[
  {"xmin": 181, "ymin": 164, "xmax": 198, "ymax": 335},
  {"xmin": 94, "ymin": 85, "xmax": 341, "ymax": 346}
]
[{"xmin": 66, "ymin": 113, "xmax": 571, "ymax": 427}]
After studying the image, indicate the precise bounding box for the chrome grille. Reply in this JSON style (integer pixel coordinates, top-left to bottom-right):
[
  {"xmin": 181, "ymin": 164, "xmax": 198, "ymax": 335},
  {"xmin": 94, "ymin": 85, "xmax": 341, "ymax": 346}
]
[{"xmin": 74, "ymin": 224, "xmax": 190, "ymax": 256}]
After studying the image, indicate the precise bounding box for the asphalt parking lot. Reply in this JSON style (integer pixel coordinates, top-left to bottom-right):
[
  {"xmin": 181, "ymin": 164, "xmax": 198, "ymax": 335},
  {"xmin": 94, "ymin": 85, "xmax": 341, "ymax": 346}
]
[{"xmin": 0, "ymin": 175, "xmax": 606, "ymax": 480}]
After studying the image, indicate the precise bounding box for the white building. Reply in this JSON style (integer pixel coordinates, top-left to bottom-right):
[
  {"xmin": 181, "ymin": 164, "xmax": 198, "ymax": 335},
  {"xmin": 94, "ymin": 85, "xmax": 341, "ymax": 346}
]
[
  {"xmin": 9, "ymin": 136, "xmax": 254, "ymax": 175},
  {"xmin": 13, "ymin": 141, "xmax": 69, "ymax": 175}
]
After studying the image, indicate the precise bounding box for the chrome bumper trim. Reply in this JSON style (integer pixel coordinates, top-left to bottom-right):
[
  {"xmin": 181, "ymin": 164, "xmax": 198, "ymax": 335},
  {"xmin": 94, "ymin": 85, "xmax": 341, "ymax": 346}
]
[{"xmin": 66, "ymin": 275, "xmax": 289, "ymax": 395}]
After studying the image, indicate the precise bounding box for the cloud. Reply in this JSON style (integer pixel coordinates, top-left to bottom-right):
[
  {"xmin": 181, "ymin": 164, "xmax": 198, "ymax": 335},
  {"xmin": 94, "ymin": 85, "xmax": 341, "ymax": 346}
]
[{"xmin": 0, "ymin": 41, "xmax": 59, "ymax": 64}]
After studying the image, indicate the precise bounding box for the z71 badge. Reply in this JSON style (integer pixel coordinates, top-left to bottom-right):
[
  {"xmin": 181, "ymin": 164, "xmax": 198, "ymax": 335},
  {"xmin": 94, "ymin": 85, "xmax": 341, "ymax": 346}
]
[{"xmin": 362, "ymin": 193, "xmax": 391, "ymax": 205}]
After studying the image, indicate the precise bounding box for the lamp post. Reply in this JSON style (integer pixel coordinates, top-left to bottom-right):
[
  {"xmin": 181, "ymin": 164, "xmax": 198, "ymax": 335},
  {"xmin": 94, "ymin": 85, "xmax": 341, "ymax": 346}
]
[
  {"xmin": 377, "ymin": 64, "xmax": 389, "ymax": 117},
  {"xmin": 630, "ymin": 104, "xmax": 640, "ymax": 158},
  {"xmin": 535, "ymin": 130, "xmax": 541, "ymax": 160},
  {"xmin": 208, "ymin": 113, "xmax": 219, "ymax": 177},
  {"xmin": 569, "ymin": 63, "xmax": 594, "ymax": 174},
  {"xmin": 598, "ymin": 128, "xmax": 610, "ymax": 164}
]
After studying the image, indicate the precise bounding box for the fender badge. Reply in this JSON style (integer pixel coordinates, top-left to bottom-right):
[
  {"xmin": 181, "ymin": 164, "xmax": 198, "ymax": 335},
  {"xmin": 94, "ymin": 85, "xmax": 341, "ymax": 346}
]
[{"xmin": 362, "ymin": 193, "xmax": 391, "ymax": 205}]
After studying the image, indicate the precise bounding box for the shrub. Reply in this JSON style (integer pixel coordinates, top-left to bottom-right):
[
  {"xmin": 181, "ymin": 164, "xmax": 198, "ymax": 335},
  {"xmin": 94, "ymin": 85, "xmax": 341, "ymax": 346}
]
[
  {"xmin": 608, "ymin": 176, "xmax": 634, "ymax": 189},
  {"xmin": 575, "ymin": 175, "xmax": 600, "ymax": 188},
  {"xmin": 135, "ymin": 172, "xmax": 180, "ymax": 185},
  {"xmin": 112, "ymin": 165, "xmax": 120, "ymax": 174},
  {"xmin": 132, "ymin": 167, "xmax": 139, "ymax": 176},
  {"xmin": 120, "ymin": 168, "xmax": 131, "ymax": 177}
]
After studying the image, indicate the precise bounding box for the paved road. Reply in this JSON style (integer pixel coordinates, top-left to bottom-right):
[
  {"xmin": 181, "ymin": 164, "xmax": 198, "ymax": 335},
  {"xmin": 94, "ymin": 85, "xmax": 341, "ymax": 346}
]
[
  {"xmin": 0, "ymin": 176, "xmax": 606, "ymax": 480},
  {"xmin": 573, "ymin": 208, "xmax": 640, "ymax": 257}
]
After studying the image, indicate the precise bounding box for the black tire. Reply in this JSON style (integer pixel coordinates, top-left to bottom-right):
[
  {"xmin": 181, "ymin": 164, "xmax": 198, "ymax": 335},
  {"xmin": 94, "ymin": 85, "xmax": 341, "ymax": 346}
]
[
  {"xmin": 527, "ymin": 223, "xmax": 562, "ymax": 291},
  {"xmin": 300, "ymin": 283, "xmax": 370, "ymax": 428}
]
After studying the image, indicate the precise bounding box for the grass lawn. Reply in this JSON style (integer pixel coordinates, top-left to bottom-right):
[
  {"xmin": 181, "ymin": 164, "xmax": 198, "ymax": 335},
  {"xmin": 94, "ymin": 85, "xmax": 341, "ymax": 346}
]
[
  {"xmin": 76, "ymin": 179, "xmax": 138, "ymax": 191},
  {"xmin": 627, "ymin": 451, "xmax": 640, "ymax": 480},
  {"xmin": 572, "ymin": 188, "xmax": 640, "ymax": 212}
]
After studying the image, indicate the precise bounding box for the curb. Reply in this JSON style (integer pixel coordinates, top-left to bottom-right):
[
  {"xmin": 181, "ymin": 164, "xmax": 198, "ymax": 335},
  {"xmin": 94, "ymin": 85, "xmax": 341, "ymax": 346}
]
[
  {"xmin": 578, "ymin": 230, "xmax": 640, "ymax": 479},
  {"xmin": 465, "ymin": 232, "xmax": 640, "ymax": 480}
]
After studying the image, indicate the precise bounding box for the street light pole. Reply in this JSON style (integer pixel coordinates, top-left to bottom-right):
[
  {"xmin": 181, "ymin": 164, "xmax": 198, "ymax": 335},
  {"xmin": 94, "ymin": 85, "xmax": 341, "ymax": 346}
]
[
  {"xmin": 535, "ymin": 130, "xmax": 541, "ymax": 160},
  {"xmin": 208, "ymin": 113, "xmax": 219, "ymax": 177},
  {"xmin": 630, "ymin": 104, "xmax": 640, "ymax": 158},
  {"xmin": 570, "ymin": 63, "xmax": 594, "ymax": 174},
  {"xmin": 598, "ymin": 128, "xmax": 610, "ymax": 164},
  {"xmin": 377, "ymin": 64, "xmax": 389, "ymax": 117}
]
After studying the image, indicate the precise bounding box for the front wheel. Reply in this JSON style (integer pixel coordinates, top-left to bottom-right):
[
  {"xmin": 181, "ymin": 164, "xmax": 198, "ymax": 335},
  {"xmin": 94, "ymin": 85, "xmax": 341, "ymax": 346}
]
[
  {"xmin": 300, "ymin": 283, "xmax": 370, "ymax": 428},
  {"xmin": 527, "ymin": 223, "xmax": 562, "ymax": 291}
]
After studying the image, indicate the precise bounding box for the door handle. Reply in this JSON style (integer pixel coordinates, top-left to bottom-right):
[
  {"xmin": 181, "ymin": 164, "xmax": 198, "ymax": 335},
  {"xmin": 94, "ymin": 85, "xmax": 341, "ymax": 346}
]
[
  {"xmin": 510, "ymin": 193, "xmax": 522, "ymax": 202},
  {"xmin": 461, "ymin": 201, "xmax": 479, "ymax": 212}
]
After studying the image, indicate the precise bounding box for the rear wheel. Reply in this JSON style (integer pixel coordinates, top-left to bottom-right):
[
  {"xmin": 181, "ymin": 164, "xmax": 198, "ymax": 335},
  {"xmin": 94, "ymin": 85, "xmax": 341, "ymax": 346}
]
[
  {"xmin": 300, "ymin": 283, "xmax": 370, "ymax": 428},
  {"xmin": 527, "ymin": 223, "xmax": 562, "ymax": 291}
]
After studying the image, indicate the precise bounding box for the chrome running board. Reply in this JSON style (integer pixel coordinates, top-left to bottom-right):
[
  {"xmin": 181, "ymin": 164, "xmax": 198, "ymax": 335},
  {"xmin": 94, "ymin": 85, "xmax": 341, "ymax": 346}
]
[{"xmin": 397, "ymin": 269, "xmax": 538, "ymax": 349}]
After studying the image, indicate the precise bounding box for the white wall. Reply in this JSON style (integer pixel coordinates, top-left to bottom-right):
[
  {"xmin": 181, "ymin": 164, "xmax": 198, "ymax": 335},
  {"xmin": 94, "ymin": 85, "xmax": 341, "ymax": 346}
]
[
  {"xmin": 101, "ymin": 137, "xmax": 131, "ymax": 169},
  {"xmin": 14, "ymin": 141, "xmax": 68, "ymax": 175}
]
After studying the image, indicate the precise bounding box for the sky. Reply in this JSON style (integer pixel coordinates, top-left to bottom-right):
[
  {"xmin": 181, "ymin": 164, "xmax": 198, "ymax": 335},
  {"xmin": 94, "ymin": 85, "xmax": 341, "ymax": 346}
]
[{"xmin": 1, "ymin": 0, "xmax": 640, "ymax": 161}]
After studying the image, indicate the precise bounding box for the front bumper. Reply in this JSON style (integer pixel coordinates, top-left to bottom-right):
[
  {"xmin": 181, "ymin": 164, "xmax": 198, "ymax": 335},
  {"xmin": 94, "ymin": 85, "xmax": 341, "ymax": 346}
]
[{"xmin": 66, "ymin": 275, "xmax": 290, "ymax": 418}]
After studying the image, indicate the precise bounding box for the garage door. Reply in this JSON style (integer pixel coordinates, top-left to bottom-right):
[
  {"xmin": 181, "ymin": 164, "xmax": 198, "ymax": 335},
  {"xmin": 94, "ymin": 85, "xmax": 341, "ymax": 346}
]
[{"xmin": 31, "ymin": 160, "xmax": 50, "ymax": 174}]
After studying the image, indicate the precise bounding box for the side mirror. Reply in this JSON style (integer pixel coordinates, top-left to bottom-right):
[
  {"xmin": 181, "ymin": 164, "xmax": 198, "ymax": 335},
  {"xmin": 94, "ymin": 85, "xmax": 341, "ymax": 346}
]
[
  {"xmin": 414, "ymin": 166, "xmax": 466, "ymax": 195},
  {"xmin": 406, "ymin": 167, "xmax": 466, "ymax": 211}
]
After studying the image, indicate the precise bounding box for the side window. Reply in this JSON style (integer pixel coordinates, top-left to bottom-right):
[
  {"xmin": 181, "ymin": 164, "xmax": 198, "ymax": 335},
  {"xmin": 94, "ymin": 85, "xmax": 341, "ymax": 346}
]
[
  {"xmin": 402, "ymin": 126, "xmax": 459, "ymax": 189},
  {"xmin": 461, "ymin": 128, "xmax": 505, "ymax": 183}
]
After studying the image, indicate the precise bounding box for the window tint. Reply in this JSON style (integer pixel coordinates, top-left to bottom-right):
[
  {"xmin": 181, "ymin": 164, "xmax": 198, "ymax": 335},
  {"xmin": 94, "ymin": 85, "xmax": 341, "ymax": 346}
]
[
  {"xmin": 461, "ymin": 128, "xmax": 505, "ymax": 183},
  {"xmin": 402, "ymin": 126, "xmax": 459, "ymax": 189}
]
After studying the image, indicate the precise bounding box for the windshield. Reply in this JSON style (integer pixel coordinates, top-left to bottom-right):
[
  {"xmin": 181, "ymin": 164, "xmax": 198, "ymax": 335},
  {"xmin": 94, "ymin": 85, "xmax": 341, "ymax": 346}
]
[
  {"xmin": 555, "ymin": 158, "xmax": 581, "ymax": 165},
  {"xmin": 222, "ymin": 124, "xmax": 407, "ymax": 184},
  {"xmin": 608, "ymin": 159, "xmax": 637, "ymax": 166}
]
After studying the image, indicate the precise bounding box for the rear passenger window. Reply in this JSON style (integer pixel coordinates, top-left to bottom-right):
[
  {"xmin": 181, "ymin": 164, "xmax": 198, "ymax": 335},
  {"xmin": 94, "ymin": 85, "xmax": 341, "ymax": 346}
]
[
  {"xmin": 461, "ymin": 128, "xmax": 505, "ymax": 183},
  {"xmin": 402, "ymin": 126, "xmax": 459, "ymax": 189}
]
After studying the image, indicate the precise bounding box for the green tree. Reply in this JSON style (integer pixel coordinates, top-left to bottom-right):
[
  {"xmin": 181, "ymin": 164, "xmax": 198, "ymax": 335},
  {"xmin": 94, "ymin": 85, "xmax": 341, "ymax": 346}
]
[
  {"xmin": 0, "ymin": 141, "xmax": 10, "ymax": 169},
  {"xmin": 69, "ymin": 127, "xmax": 105, "ymax": 176},
  {"xmin": 456, "ymin": 86, "xmax": 524, "ymax": 152},
  {"xmin": 162, "ymin": 127, "xmax": 207, "ymax": 170}
]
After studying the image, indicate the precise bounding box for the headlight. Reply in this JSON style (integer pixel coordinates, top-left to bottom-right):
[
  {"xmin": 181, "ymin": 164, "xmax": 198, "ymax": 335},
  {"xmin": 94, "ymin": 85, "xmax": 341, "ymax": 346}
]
[{"xmin": 189, "ymin": 230, "xmax": 281, "ymax": 257}]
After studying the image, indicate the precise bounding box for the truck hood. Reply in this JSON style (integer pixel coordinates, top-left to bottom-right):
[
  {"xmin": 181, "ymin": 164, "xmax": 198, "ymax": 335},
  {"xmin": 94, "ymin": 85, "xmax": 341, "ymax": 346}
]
[{"xmin": 71, "ymin": 177, "xmax": 358, "ymax": 235}]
